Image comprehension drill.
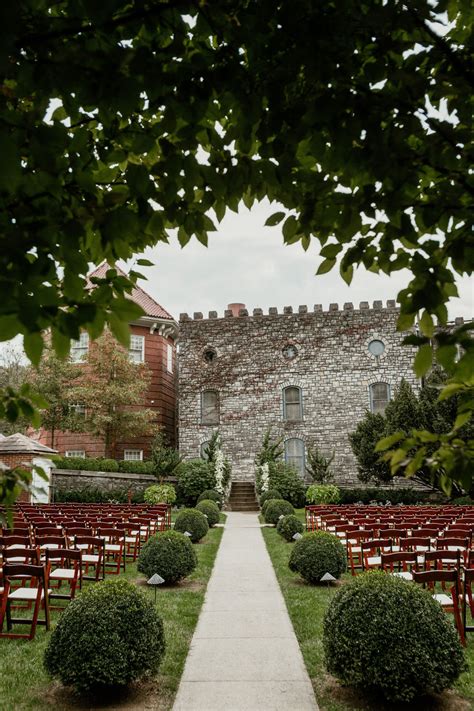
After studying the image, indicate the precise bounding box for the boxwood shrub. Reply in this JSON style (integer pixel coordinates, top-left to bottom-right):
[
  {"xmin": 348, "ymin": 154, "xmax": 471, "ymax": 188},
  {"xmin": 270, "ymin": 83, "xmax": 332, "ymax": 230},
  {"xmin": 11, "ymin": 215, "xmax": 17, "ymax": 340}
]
[
  {"xmin": 276, "ymin": 514, "xmax": 304, "ymax": 542},
  {"xmin": 137, "ymin": 530, "xmax": 197, "ymax": 583},
  {"xmin": 195, "ymin": 499, "xmax": 220, "ymax": 527},
  {"xmin": 289, "ymin": 531, "xmax": 346, "ymax": 583},
  {"xmin": 44, "ymin": 579, "xmax": 165, "ymax": 692},
  {"xmin": 54, "ymin": 487, "xmax": 144, "ymax": 504},
  {"xmin": 174, "ymin": 508, "xmax": 209, "ymax": 542},
  {"xmin": 259, "ymin": 488, "xmax": 282, "ymax": 507},
  {"xmin": 197, "ymin": 489, "xmax": 223, "ymax": 508},
  {"xmin": 324, "ymin": 572, "xmax": 466, "ymax": 702},
  {"xmin": 118, "ymin": 459, "xmax": 155, "ymax": 475},
  {"xmin": 268, "ymin": 463, "xmax": 306, "ymax": 507},
  {"xmin": 53, "ymin": 456, "xmax": 119, "ymax": 472},
  {"xmin": 264, "ymin": 499, "xmax": 294, "ymax": 525}
]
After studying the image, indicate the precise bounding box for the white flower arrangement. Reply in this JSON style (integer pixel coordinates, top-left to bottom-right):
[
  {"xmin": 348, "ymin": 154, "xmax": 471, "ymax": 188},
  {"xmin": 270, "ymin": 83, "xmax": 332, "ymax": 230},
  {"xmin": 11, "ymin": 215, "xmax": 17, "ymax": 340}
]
[{"xmin": 260, "ymin": 462, "xmax": 270, "ymax": 493}]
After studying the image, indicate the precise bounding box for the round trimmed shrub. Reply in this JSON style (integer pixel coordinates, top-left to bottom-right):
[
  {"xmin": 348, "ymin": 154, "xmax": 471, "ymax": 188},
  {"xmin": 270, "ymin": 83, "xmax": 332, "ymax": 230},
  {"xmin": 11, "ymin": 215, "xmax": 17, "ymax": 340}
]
[
  {"xmin": 174, "ymin": 508, "xmax": 209, "ymax": 542},
  {"xmin": 277, "ymin": 514, "xmax": 304, "ymax": 542},
  {"xmin": 259, "ymin": 488, "xmax": 282, "ymax": 507},
  {"xmin": 143, "ymin": 483, "xmax": 176, "ymax": 505},
  {"xmin": 137, "ymin": 530, "xmax": 197, "ymax": 583},
  {"xmin": 195, "ymin": 499, "xmax": 220, "ymax": 527},
  {"xmin": 289, "ymin": 531, "xmax": 346, "ymax": 583},
  {"xmin": 197, "ymin": 489, "xmax": 222, "ymax": 508},
  {"xmin": 44, "ymin": 579, "xmax": 165, "ymax": 692},
  {"xmin": 264, "ymin": 499, "xmax": 294, "ymax": 525},
  {"xmin": 323, "ymin": 572, "xmax": 467, "ymax": 702}
]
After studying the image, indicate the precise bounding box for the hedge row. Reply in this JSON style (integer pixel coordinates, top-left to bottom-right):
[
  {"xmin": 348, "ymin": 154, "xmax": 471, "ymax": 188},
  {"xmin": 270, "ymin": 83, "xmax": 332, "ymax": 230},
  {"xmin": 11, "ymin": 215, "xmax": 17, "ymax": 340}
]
[{"xmin": 53, "ymin": 456, "xmax": 155, "ymax": 475}]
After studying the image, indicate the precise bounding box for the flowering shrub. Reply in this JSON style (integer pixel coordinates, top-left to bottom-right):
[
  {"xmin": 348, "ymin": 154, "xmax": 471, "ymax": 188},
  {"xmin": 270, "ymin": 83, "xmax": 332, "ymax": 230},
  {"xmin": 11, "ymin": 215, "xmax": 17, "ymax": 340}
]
[{"xmin": 205, "ymin": 432, "xmax": 231, "ymax": 500}]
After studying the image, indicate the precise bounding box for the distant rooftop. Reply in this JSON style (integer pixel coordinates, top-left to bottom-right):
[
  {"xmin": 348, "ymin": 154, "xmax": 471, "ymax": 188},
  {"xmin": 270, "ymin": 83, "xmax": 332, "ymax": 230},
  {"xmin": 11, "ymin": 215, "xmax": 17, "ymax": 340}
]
[
  {"xmin": 87, "ymin": 262, "xmax": 174, "ymax": 321},
  {"xmin": 0, "ymin": 433, "xmax": 57, "ymax": 455}
]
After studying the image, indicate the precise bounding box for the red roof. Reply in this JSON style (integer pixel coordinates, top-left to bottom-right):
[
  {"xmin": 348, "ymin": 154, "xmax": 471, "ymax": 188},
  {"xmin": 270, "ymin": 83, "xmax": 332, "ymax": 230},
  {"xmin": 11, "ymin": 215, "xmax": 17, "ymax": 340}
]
[{"xmin": 86, "ymin": 263, "xmax": 174, "ymax": 321}]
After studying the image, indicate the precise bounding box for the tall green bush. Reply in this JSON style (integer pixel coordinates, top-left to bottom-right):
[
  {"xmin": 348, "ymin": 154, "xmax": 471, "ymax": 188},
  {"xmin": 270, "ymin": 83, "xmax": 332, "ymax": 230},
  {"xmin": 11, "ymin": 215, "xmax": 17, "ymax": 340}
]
[
  {"xmin": 324, "ymin": 572, "xmax": 466, "ymax": 702},
  {"xmin": 175, "ymin": 460, "xmax": 216, "ymax": 507},
  {"xmin": 306, "ymin": 484, "xmax": 340, "ymax": 504},
  {"xmin": 143, "ymin": 483, "xmax": 176, "ymax": 505},
  {"xmin": 44, "ymin": 579, "xmax": 165, "ymax": 692},
  {"xmin": 268, "ymin": 462, "xmax": 306, "ymax": 508}
]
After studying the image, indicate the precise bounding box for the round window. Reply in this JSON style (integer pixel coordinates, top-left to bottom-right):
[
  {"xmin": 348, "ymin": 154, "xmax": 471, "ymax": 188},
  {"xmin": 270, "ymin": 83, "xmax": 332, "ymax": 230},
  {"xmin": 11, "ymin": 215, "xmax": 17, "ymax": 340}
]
[
  {"xmin": 282, "ymin": 344, "xmax": 298, "ymax": 360},
  {"xmin": 203, "ymin": 348, "xmax": 217, "ymax": 364},
  {"xmin": 368, "ymin": 339, "xmax": 385, "ymax": 357}
]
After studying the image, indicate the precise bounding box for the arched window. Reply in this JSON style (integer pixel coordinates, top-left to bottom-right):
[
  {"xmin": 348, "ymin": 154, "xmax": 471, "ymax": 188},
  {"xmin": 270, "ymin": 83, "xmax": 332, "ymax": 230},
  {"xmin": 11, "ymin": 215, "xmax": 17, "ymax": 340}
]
[
  {"xmin": 369, "ymin": 382, "xmax": 391, "ymax": 414},
  {"xmin": 200, "ymin": 441, "xmax": 211, "ymax": 460},
  {"xmin": 285, "ymin": 438, "xmax": 305, "ymax": 476},
  {"xmin": 283, "ymin": 386, "xmax": 303, "ymax": 421},
  {"xmin": 201, "ymin": 390, "xmax": 219, "ymax": 425}
]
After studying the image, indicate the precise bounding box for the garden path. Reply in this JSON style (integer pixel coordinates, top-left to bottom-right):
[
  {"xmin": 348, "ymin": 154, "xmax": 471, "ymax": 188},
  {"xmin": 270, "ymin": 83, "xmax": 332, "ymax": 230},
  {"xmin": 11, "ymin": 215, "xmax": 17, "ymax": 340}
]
[{"xmin": 173, "ymin": 511, "xmax": 318, "ymax": 711}]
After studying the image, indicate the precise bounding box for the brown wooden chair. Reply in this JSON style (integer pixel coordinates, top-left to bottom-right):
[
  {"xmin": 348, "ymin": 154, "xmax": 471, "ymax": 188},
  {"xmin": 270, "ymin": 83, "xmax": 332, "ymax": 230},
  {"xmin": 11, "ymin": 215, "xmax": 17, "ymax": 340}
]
[
  {"xmin": 73, "ymin": 536, "xmax": 105, "ymax": 582},
  {"xmin": 0, "ymin": 563, "xmax": 51, "ymax": 640},
  {"xmin": 412, "ymin": 568, "xmax": 465, "ymax": 646},
  {"xmin": 381, "ymin": 551, "xmax": 418, "ymax": 581},
  {"xmin": 45, "ymin": 548, "xmax": 82, "ymax": 607}
]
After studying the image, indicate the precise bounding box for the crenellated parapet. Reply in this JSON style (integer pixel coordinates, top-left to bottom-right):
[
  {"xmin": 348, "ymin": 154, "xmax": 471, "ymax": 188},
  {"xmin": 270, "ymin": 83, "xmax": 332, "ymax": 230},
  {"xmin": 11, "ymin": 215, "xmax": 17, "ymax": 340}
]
[{"xmin": 179, "ymin": 299, "xmax": 400, "ymax": 322}]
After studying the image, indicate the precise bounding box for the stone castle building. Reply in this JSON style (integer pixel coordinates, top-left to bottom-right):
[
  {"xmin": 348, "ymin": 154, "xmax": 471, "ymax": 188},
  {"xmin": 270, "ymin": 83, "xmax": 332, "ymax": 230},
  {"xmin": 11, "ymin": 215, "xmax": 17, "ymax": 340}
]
[{"xmin": 178, "ymin": 300, "xmax": 421, "ymax": 486}]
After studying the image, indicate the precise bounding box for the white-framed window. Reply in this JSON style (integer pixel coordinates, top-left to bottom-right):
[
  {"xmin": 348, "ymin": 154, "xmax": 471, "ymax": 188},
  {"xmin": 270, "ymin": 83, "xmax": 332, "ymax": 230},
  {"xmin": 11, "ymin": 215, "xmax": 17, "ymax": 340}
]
[
  {"xmin": 283, "ymin": 386, "xmax": 303, "ymax": 421},
  {"xmin": 201, "ymin": 390, "xmax": 219, "ymax": 425},
  {"xmin": 124, "ymin": 449, "xmax": 143, "ymax": 461},
  {"xmin": 369, "ymin": 382, "xmax": 391, "ymax": 414},
  {"xmin": 70, "ymin": 403, "xmax": 86, "ymax": 417},
  {"xmin": 129, "ymin": 335, "xmax": 145, "ymax": 363},
  {"xmin": 167, "ymin": 343, "xmax": 173, "ymax": 373},
  {"xmin": 285, "ymin": 438, "xmax": 305, "ymax": 476},
  {"xmin": 200, "ymin": 441, "xmax": 211, "ymax": 460},
  {"xmin": 70, "ymin": 333, "xmax": 89, "ymax": 362},
  {"xmin": 65, "ymin": 450, "xmax": 86, "ymax": 458}
]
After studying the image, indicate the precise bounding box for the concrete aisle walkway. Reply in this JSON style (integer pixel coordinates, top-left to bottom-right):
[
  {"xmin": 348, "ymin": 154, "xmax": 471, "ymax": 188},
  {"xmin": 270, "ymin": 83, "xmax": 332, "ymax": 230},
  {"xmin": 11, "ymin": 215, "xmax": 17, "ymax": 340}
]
[{"xmin": 173, "ymin": 512, "xmax": 318, "ymax": 711}]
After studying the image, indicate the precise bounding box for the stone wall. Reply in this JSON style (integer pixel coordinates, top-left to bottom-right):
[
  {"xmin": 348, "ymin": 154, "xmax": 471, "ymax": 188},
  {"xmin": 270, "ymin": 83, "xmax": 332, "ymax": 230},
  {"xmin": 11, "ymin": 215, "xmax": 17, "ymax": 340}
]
[
  {"xmin": 178, "ymin": 301, "xmax": 420, "ymax": 486},
  {"xmin": 51, "ymin": 468, "xmax": 158, "ymax": 498}
]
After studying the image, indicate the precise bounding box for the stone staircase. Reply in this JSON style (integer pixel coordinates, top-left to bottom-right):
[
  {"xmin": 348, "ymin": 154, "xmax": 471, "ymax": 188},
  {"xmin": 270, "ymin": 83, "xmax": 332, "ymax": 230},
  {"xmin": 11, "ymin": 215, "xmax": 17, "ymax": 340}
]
[{"xmin": 228, "ymin": 481, "xmax": 259, "ymax": 511}]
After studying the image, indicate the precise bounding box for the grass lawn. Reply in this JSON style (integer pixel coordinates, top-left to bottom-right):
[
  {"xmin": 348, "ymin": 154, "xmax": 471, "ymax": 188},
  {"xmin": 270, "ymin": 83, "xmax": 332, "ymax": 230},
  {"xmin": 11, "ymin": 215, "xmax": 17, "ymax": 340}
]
[
  {"xmin": 0, "ymin": 524, "xmax": 224, "ymax": 711},
  {"xmin": 262, "ymin": 515, "xmax": 474, "ymax": 711}
]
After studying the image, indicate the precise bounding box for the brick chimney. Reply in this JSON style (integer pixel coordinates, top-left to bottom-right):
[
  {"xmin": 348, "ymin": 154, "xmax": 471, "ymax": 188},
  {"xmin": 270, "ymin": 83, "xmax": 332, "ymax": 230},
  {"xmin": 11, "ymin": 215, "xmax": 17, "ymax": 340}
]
[{"xmin": 227, "ymin": 303, "xmax": 246, "ymax": 317}]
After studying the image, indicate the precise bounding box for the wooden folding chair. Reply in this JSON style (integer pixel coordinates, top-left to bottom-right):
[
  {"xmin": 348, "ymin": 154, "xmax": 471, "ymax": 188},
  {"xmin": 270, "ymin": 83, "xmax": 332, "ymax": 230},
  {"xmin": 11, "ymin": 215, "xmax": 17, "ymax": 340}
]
[
  {"xmin": 361, "ymin": 538, "xmax": 392, "ymax": 571},
  {"xmin": 73, "ymin": 536, "xmax": 105, "ymax": 582},
  {"xmin": 0, "ymin": 563, "xmax": 51, "ymax": 640},
  {"xmin": 462, "ymin": 567, "xmax": 474, "ymax": 634},
  {"xmin": 381, "ymin": 551, "xmax": 418, "ymax": 581},
  {"xmin": 45, "ymin": 548, "xmax": 82, "ymax": 607},
  {"xmin": 412, "ymin": 568, "xmax": 465, "ymax": 646}
]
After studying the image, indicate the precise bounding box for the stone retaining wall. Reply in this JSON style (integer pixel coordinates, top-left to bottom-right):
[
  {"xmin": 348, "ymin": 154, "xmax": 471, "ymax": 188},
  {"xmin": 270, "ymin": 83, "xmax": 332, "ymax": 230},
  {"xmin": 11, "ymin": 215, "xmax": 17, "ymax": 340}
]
[{"xmin": 51, "ymin": 468, "xmax": 159, "ymax": 497}]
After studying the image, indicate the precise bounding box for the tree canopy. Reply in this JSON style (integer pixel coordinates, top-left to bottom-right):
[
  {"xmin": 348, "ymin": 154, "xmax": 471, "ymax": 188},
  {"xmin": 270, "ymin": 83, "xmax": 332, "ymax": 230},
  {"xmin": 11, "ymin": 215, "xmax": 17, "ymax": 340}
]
[{"xmin": 0, "ymin": 0, "xmax": 472, "ymax": 488}]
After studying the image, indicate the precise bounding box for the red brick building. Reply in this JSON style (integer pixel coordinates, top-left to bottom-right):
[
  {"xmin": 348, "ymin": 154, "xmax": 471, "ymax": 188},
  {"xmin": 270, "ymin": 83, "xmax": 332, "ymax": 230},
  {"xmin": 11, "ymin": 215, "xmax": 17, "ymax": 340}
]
[{"xmin": 37, "ymin": 263, "xmax": 178, "ymax": 461}]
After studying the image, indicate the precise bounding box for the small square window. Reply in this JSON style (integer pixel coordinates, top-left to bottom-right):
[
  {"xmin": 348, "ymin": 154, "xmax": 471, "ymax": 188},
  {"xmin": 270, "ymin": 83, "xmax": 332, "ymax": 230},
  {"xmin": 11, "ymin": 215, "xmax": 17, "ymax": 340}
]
[
  {"xmin": 129, "ymin": 335, "xmax": 145, "ymax": 363},
  {"xmin": 70, "ymin": 403, "xmax": 86, "ymax": 417},
  {"xmin": 65, "ymin": 450, "xmax": 86, "ymax": 458},
  {"xmin": 124, "ymin": 449, "xmax": 143, "ymax": 461}
]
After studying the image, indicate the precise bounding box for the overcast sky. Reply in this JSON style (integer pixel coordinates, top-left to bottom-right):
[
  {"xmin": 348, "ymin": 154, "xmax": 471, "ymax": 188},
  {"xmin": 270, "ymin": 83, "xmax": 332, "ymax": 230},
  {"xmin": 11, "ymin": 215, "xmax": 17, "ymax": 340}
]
[{"xmin": 125, "ymin": 199, "xmax": 473, "ymax": 323}]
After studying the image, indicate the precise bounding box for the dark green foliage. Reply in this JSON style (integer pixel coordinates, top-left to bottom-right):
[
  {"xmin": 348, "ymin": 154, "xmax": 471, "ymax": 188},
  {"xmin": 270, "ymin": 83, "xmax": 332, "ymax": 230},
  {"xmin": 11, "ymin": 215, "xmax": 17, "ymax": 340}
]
[
  {"xmin": 306, "ymin": 447, "xmax": 335, "ymax": 483},
  {"xmin": 276, "ymin": 514, "xmax": 304, "ymax": 542},
  {"xmin": 137, "ymin": 530, "xmax": 197, "ymax": 583},
  {"xmin": 54, "ymin": 487, "xmax": 144, "ymax": 503},
  {"xmin": 268, "ymin": 462, "xmax": 306, "ymax": 508},
  {"xmin": 174, "ymin": 508, "xmax": 209, "ymax": 543},
  {"xmin": 175, "ymin": 460, "xmax": 216, "ymax": 507},
  {"xmin": 349, "ymin": 412, "xmax": 389, "ymax": 484},
  {"xmin": 289, "ymin": 531, "xmax": 346, "ymax": 583},
  {"xmin": 264, "ymin": 499, "xmax": 295, "ymax": 525},
  {"xmin": 151, "ymin": 432, "xmax": 183, "ymax": 478},
  {"xmin": 118, "ymin": 459, "xmax": 155, "ymax": 475},
  {"xmin": 261, "ymin": 498, "xmax": 278, "ymax": 516},
  {"xmin": 451, "ymin": 496, "xmax": 474, "ymax": 506},
  {"xmin": 53, "ymin": 456, "xmax": 119, "ymax": 472},
  {"xmin": 197, "ymin": 489, "xmax": 222, "ymax": 508},
  {"xmin": 337, "ymin": 487, "xmax": 433, "ymax": 505},
  {"xmin": 44, "ymin": 579, "xmax": 165, "ymax": 692},
  {"xmin": 195, "ymin": 500, "xmax": 220, "ymax": 527},
  {"xmin": 323, "ymin": 572, "xmax": 466, "ymax": 702},
  {"xmin": 259, "ymin": 488, "xmax": 282, "ymax": 507},
  {"xmin": 306, "ymin": 484, "xmax": 340, "ymax": 504}
]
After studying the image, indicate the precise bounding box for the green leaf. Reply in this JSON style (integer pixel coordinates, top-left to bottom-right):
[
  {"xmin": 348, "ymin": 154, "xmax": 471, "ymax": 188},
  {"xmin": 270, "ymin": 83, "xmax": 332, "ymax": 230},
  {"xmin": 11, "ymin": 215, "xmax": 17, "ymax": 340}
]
[
  {"xmin": 265, "ymin": 211, "xmax": 285, "ymax": 227},
  {"xmin": 438, "ymin": 382, "xmax": 465, "ymax": 401},
  {"xmin": 317, "ymin": 258, "xmax": 336, "ymax": 275},
  {"xmin": 136, "ymin": 259, "xmax": 154, "ymax": 267},
  {"xmin": 107, "ymin": 314, "xmax": 130, "ymax": 347},
  {"xmin": 397, "ymin": 312, "xmax": 415, "ymax": 331},
  {"xmin": 282, "ymin": 215, "xmax": 298, "ymax": 241},
  {"xmin": 23, "ymin": 332, "xmax": 44, "ymax": 367},
  {"xmin": 454, "ymin": 411, "xmax": 471, "ymax": 430},
  {"xmin": 51, "ymin": 329, "xmax": 71, "ymax": 359},
  {"xmin": 0, "ymin": 316, "xmax": 20, "ymax": 341},
  {"xmin": 375, "ymin": 431, "xmax": 405, "ymax": 452},
  {"xmin": 340, "ymin": 263, "xmax": 353, "ymax": 285},
  {"xmin": 419, "ymin": 310, "xmax": 434, "ymax": 337},
  {"xmin": 320, "ymin": 243, "xmax": 343, "ymax": 259},
  {"xmin": 413, "ymin": 344, "xmax": 432, "ymax": 377}
]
